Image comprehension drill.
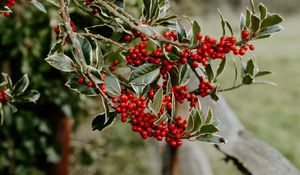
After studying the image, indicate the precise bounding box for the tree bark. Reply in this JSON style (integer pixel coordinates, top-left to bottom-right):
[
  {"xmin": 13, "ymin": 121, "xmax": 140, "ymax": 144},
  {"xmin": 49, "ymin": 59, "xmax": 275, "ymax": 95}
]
[{"xmin": 48, "ymin": 116, "xmax": 72, "ymax": 175}]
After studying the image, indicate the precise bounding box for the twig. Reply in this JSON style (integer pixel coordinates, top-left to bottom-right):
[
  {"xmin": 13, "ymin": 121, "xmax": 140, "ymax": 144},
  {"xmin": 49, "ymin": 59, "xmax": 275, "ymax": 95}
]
[
  {"xmin": 219, "ymin": 84, "xmax": 243, "ymax": 92},
  {"xmin": 97, "ymin": 0, "xmax": 191, "ymax": 48},
  {"xmin": 78, "ymin": 32, "xmax": 126, "ymax": 49},
  {"xmin": 59, "ymin": 0, "xmax": 115, "ymax": 107},
  {"xmin": 104, "ymin": 0, "xmax": 140, "ymax": 25}
]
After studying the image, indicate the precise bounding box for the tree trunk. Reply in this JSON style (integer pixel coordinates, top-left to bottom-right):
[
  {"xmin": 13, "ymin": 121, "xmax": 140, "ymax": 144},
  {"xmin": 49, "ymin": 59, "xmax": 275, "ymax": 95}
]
[
  {"xmin": 162, "ymin": 145, "xmax": 180, "ymax": 175},
  {"xmin": 48, "ymin": 116, "xmax": 72, "ymax": 175}
]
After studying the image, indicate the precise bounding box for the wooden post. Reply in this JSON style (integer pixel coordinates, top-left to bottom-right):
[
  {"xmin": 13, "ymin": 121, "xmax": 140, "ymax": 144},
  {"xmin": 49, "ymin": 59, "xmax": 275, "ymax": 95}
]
[{"xmin": 162, "ymin": 144, "xmax": 180, "ymax": 175}]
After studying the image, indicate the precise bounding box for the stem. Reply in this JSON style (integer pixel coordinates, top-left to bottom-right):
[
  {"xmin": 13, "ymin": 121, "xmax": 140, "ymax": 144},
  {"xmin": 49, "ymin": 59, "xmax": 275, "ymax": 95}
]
[
  {"xmin": 78, "ymin": 32, "xmax": 126, "ymax": 49},
  {"xmin": 104, "ymin": 0, "xmax": 140, "ymax": 25},
  {"xmin": 219, "ymin": 84, "xmax": 243, "ymax": 92},
  {"xmin": 72, "ymin": 0, "xmax": 107, "ymax": 22},
  {"xmin": 59, "ymin": 0, "xmax": 115, "ymax": 107},
  {"xmin": 97, "ymin": 0, "xmax": 190, "ymax": 48}
]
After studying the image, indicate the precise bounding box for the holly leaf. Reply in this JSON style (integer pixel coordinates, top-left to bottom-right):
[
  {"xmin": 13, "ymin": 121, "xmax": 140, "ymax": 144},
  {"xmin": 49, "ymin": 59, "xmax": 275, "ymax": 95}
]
[
  {"xmin": 45, "ymin": 53, "xmax": 75, "ymax": 72},
  {"xmin": 149, "ymin": 88, "xmax": 163, "ymax": 116},
  {"xmin": 179, "ymin": 64, "xmax": 191, "ymax": 86},
  {"xmin": 92, "ymin": 112, "xmax": 117, "ymax": 131},
  {"xmin": 103, "ymin": 71, "xmax": 121, "ymax": 96},
  {"xmin": 196, "ymin": 134, "xmax": 225, "ymax": 144},
  {"xmin": 260, "ymin": 14, "xmax": 283, "ymax": 29},
  {"xmin": 129, "ymin": 64, "xmax": 160, "ymax": 86},
  {"xmin": 200, "ymin": 124, "xmax": 219, "ymax": 134},
  {"xmin": 15, "ymin": 90, "xmax": 40, "ymax": 103},
  {"xmin": 31, "ymin": 0, "xmax": 46, "ymax": 13},
  {"xmin": 12, "ymin": 74, "xmax": 29, "ymax": 96}
]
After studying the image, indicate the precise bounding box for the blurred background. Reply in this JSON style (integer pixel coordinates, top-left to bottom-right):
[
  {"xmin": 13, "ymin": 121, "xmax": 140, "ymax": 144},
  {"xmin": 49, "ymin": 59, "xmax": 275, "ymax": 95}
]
[{"xmin": 0, "ymin": 0, "xmax": 299, "ymax": 174}]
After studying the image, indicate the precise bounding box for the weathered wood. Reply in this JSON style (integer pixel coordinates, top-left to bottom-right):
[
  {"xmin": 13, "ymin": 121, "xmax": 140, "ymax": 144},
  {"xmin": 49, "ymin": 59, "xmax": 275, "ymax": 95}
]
[
  {"xmin": 178, "ymin": 141, "xmax": 213, "ymax": 175},
  {"xmin": 201, "ymin": 96, "xmax": 300, "ymax": 175}
]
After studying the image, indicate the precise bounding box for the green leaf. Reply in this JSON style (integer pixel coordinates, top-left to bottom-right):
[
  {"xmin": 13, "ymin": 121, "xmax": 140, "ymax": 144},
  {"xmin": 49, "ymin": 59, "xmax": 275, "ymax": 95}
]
[
  {"xmin": 169, "ymin": 66, "xmax": 180, "ymax": 85},
  {"xmin": 131, "ymin": 84, "xmax": 145, "ymax": 97},
  {"xmin": 176, "ymin": 21, "xmax": 187, "ymax": 42},
  {"xmin": 259, "ymin": 25, "xmax": 283, "ymax": 35},
  {"xmin": 1, "ymin": 73, "xmax": 13, "ymax": 90},
  {"xmin": 103, "ymin": 71, "xmax": 121, "ymax": 96},
  {"xmin": 200, "ymin": 124, "xmax": 219, "ymax": 134},
  {"xmin": 261, "ymin": 14, "xmax": 283, "ymax": 29},
  {"xmin": 242, "ymin": 74, "xmax": 254, "ymax": 85},
  {"xmin": 225, "ymin": 21, "xmax": 233, "ymax": 36},
  {"xmin": 232, "ymin": 58, "xmax": 238, "ymax": 86},
  {"xmin": 46, "ymin": 147, "xmax": 60, "ymax": 163},
  {"xmin": 255, "ymin": 71, "xmax": 273, "ymax": 78},
  {"xmin": 166, "ymin": 73, "xmax": 172, "ymax": 95},
  {"xmin": 189, "ymin": 108, "xmax": 202, "ymax": 132},
  {"xmin": 0, "ymin": 103, "xmax": 4, "ymax": 125},
  {"xmin": 218, "ymin": 9, "xmax": 226, "ymax": 35},
  {"xmin": 45, "ymin": 53, "xmax": 75, "ymax": 72},
  {"xmin": 250, "ymin": 0, "xmax": 255, "ymax": 13},
  {"xmin": 240, "ymin": 13, "xmax": 246, "ymax": 30},
  {"xmin": 74, "ymin": 35, "xmax": 93, "ymax": 65},
  {"xmin": 85, "ymin": 25, "xmax": 114, "ymax": 38},
  {"xmin": 156, "ymin": 15, "xmax": 177, "ymax": 24},
  {"xmin": 196, "ymin": 134, "xmax": 225, "ymax": 144},
  {"xmin": 251, "ymin": 14, "xmax": 260, "ymax": 34},
  {"xmin": 179, "ymin": 64, "xmax": 191, "ymax": 86},
  {"xmin": 0, "ymin": 6, "xmax": 12, "ymax": 12},
  {"xmin": 49, "ymin": 40, "xmax": 62, "ymax": 55},
  {"xmin": 254, "ymin": 34, "xmax": 271, "ymax": 40},
  {"xmin": 245, "ymin": 8, "xmax": 251, "ymax": 28},
  {"xmin": 154, "ymin": 112, "xmax": 168, "ymax": 125},
  {"xmin": 88, "ymin": 66, "xmax": 103, "ymax": 84},
  {"xmin": 204, "ymin": 107, "xmax": 213, "ymax": 124},
  {"xmin": 149, "ymin": 88, "xmax": 163, "ymax": 116},
  {"xmin": 246, "ymin": 59, "xmax": 255, "ymax": 76},
  {"xmin": 143, "ymin": 0, "xmax": 152, "ymax": 19},
  {"xmin": 253, "ymin": 81, "xmax": 277, "ymax": 86},
  {"xmin": 170, "ymin": 92, "xmax": 175, "ymax": 120},
  {"xmin": 92, "ymin": 112, "xmax": 117, "ymax": 131},
  {"xmin": 210, "ymin": 86, "xmax": 219, "ymax": 101},
  {"xmin": 15, "ymin": 90, "xmax": 40, "ymax": 103},
  {"xmin": 192, "ymin": 20, "xmax": 201, "ymax": 45},
  {"xmin": 138, "ymin": 25, "xmax": 157, "ymax": 37},
  {"xmin": 129, "ymin": 64, "xmax": 160, "ymax": 86},
  {"xmin": 258, "ymin": 3, "xmax": 267, "ymax": 20},
  {"xmin": 216, "ymin": 58, "xmax": 226, "ymax": 77},
  {"xmin": 165, "ymin": 51, "xmax": 181, "ymax": 62},
  {"xmin": 65, "ymin": 77, "xmax": 99, "ymax": 96},
  {"xmin": 205, "ymin": 64, "xmax": 214, "ymax": 82},
  {"xmin": 31, "ymin": 0, "xmax": 46, "ymax": 13},
  {"xmin": 12, "ymin": 74, "xmax": 29, "ymax": 96}
]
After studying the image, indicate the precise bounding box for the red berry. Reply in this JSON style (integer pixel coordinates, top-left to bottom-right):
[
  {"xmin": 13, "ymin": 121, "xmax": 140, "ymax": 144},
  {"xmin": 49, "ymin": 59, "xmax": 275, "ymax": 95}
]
[
  {"xmin": 196, "ymin": 34, "xmax": 202, "ymax": 40},
  {"xmin": 110, "ymin": 66, "xmax": 116, "ymax": 71},
  {"xmin": 165, "ymin": 44, "xmax": 173, "ymax": 52},
  {"xmin": 77, "ymin": 76, "xmax": 84, "ymax": 84},
  {"xmin": 54, "ymin": 26, "xmax": 60, "ymax": 35},
  {"xmin": 192, "ymin": 61, "xmax": 199, "ymax": 68},
  {"xmin": 4, "ymin": 12, "xmax": 10, "ymax": 17},
  {"xmin": 123, "ymin": 34, "xmax": 131, "ymax": 42},
  {"xmin": 87, "ymin": 81, "xmax": 93, "ymax": 88},
  {"xmin": 249, "ymin": 44, "xmax": 255, "ymax": 50},
  {"xmin": 113, "ymin": 59, "xmax": 119, "ymax": 65},
  {"xmin": 112, "ymin": 97, "xmax": 118, "ymax": 103},
  {"xmin": 241, "ymin": 30, "xmax": 250, "ymax": 40}
]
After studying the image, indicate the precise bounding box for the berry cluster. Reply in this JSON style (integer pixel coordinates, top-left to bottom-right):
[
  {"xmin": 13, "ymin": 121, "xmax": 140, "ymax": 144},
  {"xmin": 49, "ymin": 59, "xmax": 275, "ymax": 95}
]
[
  {"xmin": 171, "ymin": 85, "xmax": 198, "ymax": 107},
  {"xmin": 198, "ymin": 77, "xmax": 214, "ymax": 97},
  {"xmin": 163, "ymin": 31, "xmax": 178, "ymax": 41},
  {"xmin": 0, "ymin": 0, "xmax": 15, "ymax": 17},
  {"xmin": 0, "ymin": 90, "xmax": 7, "ymax": 102},
  {"xmin": 126, "ymin": 43, "xmax": 150, "ymax": 66},
  {"xmin": 113, "ymin": 91, "xmax": 187, "ymax": 147}
]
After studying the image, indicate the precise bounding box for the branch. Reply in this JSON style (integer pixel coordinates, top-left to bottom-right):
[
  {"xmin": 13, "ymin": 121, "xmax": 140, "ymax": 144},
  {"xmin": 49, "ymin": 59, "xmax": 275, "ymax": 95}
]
[
  {"xmin": 78, "ymin": 32, "xmax": 126, "ymax": 49},
  {"xmin": 97, "ymin": 0, "xmax": 190, "ymax": 48},
  {"xmin": 59, "ymin": 0, "xmax": 115, "ymax": 108},
  {"xmin": 218, "ymin": 84, "xmax": 243, "ymax": 92}
]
